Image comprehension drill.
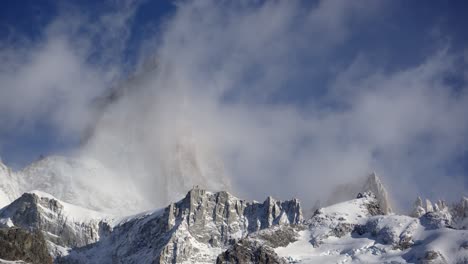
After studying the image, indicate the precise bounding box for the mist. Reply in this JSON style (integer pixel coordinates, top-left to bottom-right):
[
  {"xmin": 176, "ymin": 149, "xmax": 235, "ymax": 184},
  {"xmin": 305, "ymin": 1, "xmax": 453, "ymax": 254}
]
[{"xmin": 1, "ymin": 0, "xmax": 467, "ymax": 212}]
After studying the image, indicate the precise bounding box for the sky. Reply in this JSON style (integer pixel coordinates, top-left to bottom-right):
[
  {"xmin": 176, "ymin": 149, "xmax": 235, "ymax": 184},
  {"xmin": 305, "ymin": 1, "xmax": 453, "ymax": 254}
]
[{"xmin": 0, "ymin": 0, "xmax": 467, "ymax": 211}]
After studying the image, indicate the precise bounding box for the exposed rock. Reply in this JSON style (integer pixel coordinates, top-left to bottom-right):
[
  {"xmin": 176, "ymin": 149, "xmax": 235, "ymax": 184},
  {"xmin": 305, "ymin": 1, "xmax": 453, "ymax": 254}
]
[
  {"xmin": 58, "ymin": 188, "xmax": 302, "ymax": 264},
  {"xmin": 326, "ymin": 172, "xmax": 393, "ymax": 215},
  {"xmin": 353, "ymin": 215, "xmax": 419, "ymax": 250},
  {"xmin": 247, "ymin": 225, "xmax": 304, "ymax": 248},
  {"xmin": 0, "ymin": 192, "xmax": 109, "ymax": 250},
  {"xmin": 420, "ymin": 210, "xmax": 452, "ymax": 229},
  {"xmin": 160, "ymin": 189, "xmax": 302, "ymax": 263},
  {"xmin": 362, "ymin": 172, "xmax": 392, "ymax": 214},
  {"xmin": 360, "ymin": 192, "xmax": 385, "ymax": 216},
  {"xmin": 418, "ymin": 250, "xmax": 448, "ymax": 264},
  {"xmin": 216, "ymin": 239, "xmax": 286, "ymax": 264},
  {"xmin": 412, "ymin": 196, "xmax": 426, "ymax": 218},
  {"xmin": 0, "ymin": 227, "xmax": 52, "ymax": 264}
]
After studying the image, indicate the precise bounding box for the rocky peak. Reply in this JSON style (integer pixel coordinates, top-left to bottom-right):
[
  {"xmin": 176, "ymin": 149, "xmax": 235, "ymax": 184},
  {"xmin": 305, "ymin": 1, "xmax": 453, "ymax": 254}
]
[
  {"xmin": 0, "ymin": 192, "xmax": 110, "ymax": 252},
  {"xmin": 59, "ymin": 188, "xmax": 302, "ymax": 263},
  {"xmin": 451, "ymin": 196, "xmax": 468, "ymax": 229},
  {"xmin": 425, "ymin": 199, "xmax": 434, "ymax": 213},
  {"xmin": 362, "ymin": 172, "xmax": 392, "ymax": 214},
  {"xmin": 326, "ymin": 171, "xmax": 393, "ymax": 215},
  {"xmin": 411, "ymin": 196, "xmax": 426, "ymax": 217}
]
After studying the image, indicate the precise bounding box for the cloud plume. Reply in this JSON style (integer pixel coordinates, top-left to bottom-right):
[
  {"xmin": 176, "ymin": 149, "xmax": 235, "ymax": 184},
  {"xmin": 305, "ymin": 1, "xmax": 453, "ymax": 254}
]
[{"xmin": 1, "ymin": 0, "xmax": 467, "ymax": 212}]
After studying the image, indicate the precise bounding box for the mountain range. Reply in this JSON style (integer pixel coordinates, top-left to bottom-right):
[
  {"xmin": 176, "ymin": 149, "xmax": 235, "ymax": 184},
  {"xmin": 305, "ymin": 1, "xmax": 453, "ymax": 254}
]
[{"xmin": 0, "ymin": 156, "xmax": 467, "ymax": 263}]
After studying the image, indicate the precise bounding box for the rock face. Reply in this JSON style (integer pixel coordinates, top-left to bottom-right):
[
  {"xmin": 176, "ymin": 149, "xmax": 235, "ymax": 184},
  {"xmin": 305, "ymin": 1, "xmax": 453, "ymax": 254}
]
[
  {"xmin": 216, "ymin": 239, "xmax": 286, "ymax": 264},
  {"xmin": 0, "ymin": 227, "xmax": 52, "ymax": 264},
  {"xmin": 362, "ymin": 172, "xmax": 392, "ymax": 214},
  {"xmin": 59, "ymin": 188, "xmax": 302, "ymax": 264},
  {"xmin": 215, "ymin": 224, "xmax": 303, "ymax": 264},
  {"xmin": 0, "ymin": 191, "xmax": 110, "ymax": 253}
]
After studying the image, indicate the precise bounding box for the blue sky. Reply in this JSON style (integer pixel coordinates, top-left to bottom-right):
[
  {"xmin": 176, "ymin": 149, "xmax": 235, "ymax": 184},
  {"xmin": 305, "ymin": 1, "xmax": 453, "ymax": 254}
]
[
  {"xmin": 0, "ymin": 0, "xmax": 174, "ymax": 167},
  {"xmin": 0, "ymin": 0, "xmax": 466, "ymax": 166},
  {"xmin": 0, "ymin": 0, "xmax": 467, "ymax": 208}
]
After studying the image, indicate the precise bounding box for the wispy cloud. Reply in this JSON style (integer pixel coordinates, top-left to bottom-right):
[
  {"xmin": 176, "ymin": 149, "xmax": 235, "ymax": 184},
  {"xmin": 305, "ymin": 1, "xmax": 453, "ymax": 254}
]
[{"xmin": 1, "ymin": 0, "xmax": 466, "ymax": 211}]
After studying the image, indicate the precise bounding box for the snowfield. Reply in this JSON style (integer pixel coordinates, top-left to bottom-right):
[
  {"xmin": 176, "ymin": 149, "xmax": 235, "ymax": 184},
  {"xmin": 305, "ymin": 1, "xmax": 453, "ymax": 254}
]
[{"xmin": 276, "ymin": 196, "xmax": 468, "ymax": 263}]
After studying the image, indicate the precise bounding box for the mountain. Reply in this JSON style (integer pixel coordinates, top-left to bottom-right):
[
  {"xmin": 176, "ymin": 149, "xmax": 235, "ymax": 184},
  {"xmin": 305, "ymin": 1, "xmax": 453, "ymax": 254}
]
[
  {"xmin": 0, "ymin": 156, "xmax": 467, "ymax": 263},
  {"xmin": 0, "ymin": 191, "xmax": 112, "ymax": 258},
  {"xmin": 1, "ymin": 187, "xmax": 467, "ymax": 263},
  {"xmin": 362, "ymin": 172, "xmax": 392, "ymax": 214},
  {"xmin": 326, "ymin": 172, "xmax": 393, "ymax": 214},
  {"xmin": 0, "ymin": 156, "xmax": 150, "ymax": 215},
  {"xmin": 58, "ymin": 187, "xmax": 302, "ymax": 263},
  {"xmin": 275, "ymin": 192, "xmax": 468, "ymax": 263}
]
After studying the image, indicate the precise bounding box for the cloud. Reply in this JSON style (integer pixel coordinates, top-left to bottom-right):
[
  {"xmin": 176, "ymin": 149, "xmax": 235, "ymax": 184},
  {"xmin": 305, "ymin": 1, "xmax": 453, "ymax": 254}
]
[
  {"xmin": 0, "ymin": 1, "xmax": 137, "ymax": 141},
  {"xmin": 82, "ymin": 0, "xmax": 468, "ymax": 211},
  {"xmin": 1, "ymin": 0, "xmax": 467, "ymax": 212}
]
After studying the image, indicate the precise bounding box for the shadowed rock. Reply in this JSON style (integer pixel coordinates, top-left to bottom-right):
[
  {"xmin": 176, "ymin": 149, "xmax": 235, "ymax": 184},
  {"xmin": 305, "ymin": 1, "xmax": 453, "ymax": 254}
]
[{"xmin": 0, "ymin": 227, "xmax": 52, "ymax": 264}]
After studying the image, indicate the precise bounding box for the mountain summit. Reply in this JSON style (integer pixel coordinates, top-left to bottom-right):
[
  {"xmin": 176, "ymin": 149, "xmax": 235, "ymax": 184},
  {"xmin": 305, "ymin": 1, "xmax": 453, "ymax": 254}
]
[
  {"xmin": 362, "ymin": 172, "xmax": 392, "ymax": 214},
  {"xmin": 326, "ymin": 171, "xmax": 393, "ymax": 215}
]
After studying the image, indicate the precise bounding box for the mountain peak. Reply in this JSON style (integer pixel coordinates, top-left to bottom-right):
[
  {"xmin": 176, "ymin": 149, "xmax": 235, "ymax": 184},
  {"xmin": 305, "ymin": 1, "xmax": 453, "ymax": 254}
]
[{"xmin": 362, "ymin": 172, "xmax": 392, "ymax": 214}]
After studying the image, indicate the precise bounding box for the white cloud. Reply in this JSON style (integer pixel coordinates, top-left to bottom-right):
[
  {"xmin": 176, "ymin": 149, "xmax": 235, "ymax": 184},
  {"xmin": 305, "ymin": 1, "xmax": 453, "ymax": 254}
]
[{"xmin": 1, "ymin": 0, "xmax": 466, "ymax": 212}]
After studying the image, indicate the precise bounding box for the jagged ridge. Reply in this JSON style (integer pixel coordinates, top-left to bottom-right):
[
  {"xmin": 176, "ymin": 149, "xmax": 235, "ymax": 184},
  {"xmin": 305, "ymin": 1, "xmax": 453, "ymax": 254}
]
[{"xmin": 59, "ymin": 187, "xmax": 302, "ymax": 264}]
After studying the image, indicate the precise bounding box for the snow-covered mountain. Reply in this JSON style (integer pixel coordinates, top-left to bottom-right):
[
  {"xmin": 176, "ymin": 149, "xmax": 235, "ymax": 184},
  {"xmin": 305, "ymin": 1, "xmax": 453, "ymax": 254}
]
[
  {"xmin": 276, "ymin": 192, "xmax": 468, "ymax": 263},
  {"xmin": 326, "ymin": 172, "xmax": 393, "ymax": 214},
  {"xmin": 0, "ymin": 191, "xmax": 112, "ymax": 258},
  {"xmin": 0, "ymin": 156, "xmax": 467, "ymax": 263},
  {"xmin": 0, "ymin": 156, "xmax": 150, "ymax": 215},
  {"xmin": 58, "ymin": 187, "xmax": 302, "ymax": 264}
]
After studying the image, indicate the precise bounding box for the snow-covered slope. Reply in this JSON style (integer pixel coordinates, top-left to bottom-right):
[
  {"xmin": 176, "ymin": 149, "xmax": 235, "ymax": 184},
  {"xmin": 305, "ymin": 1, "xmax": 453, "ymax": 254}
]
[
  {"xmin": 327, "ymin": 172, "xmax": 393, "ymax": 214},
  {"xmin": 274, "ymin": 193, "xmax": 468, "ymax": 264},
  {"xmin": 0, "ymin": 156, "xmax": 150, "ymax": 215},
  {"xmin": 0, "ymin": 160, "xmax": 21, "ymax": 208}
]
